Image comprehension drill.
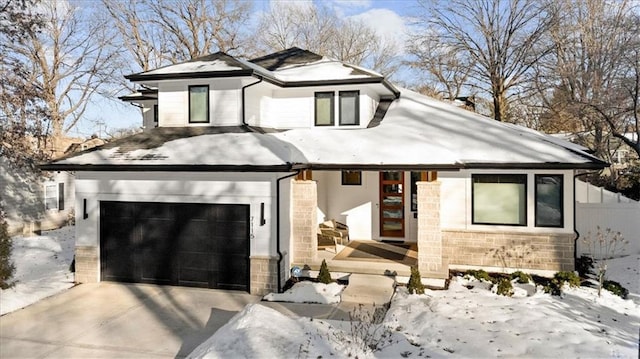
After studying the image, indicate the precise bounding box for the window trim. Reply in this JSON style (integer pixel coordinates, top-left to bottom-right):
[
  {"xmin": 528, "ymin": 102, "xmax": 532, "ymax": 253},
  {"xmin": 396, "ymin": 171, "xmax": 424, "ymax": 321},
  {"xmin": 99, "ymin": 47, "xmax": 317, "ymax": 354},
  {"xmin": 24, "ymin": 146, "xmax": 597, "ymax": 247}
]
[
  {"xmin": 341, "ymin": 170, "xmax": 362, "ymax": 185},
  {"xmin": 339, "ymin": 90, "xmax": 360, "ymax": 126},
  {"xmin": 44, "ymin": 182, "xmax": 62, "ymax": 211},
  {"xmin": 534, "ymin": 174, "xmax": 564, "ymax": 228},
  {"xmin": 188, "ymin": 85, "xmax": 210, "ymax": 124},
  {"xmin": 471, "ymin": 174, "xmax": 528, "ymax": 226},
  {"xmin": 314, "ymin": 92, "xmax": 335, "ymax": 126}
]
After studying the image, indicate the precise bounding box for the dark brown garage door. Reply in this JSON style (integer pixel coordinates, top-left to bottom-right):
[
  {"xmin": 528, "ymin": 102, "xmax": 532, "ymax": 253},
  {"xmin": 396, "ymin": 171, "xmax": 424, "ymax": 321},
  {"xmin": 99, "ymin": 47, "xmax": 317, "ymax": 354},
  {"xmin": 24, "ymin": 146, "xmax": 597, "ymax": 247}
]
[{"xmin": 100, "ymin": 201, "xmax": 249, "ymax": 291}]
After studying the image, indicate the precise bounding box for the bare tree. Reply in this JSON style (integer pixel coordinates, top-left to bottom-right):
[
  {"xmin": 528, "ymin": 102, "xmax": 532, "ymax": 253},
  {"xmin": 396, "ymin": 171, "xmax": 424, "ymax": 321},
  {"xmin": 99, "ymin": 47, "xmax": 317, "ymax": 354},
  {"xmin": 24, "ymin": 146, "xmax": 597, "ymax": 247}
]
[
  {"xmin": 406, "ymin": 30, "xmax": 472, "ymax": 100},
  {"xmin": 0, "ymin": 0, "xmax": 48, "ymax": 168},
  {"xmin": 412, "ymin": 0, "xmax": 556, "ymax": 122},
  {"xmin": 538, "ymin": 0, "xmax": 639, "ymax": 160},
  {"xmin": 254, "ymin": 2, "xmax": 399, "ymax": 76},
  {"xmin": 104, "ymin": 0, "xmax": 252, "ymax": 75},
  {"xmin": 2, "ymin": 1, "xmax": 119, "ymax": 157}
]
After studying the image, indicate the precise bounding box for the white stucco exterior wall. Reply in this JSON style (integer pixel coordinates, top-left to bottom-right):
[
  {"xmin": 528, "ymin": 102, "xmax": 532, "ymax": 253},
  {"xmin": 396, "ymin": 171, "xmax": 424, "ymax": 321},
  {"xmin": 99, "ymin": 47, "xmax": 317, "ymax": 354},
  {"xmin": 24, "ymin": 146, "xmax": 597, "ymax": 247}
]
[{"xmin": 157, "ymin": 78, "xmax": 245, "ymax": 127}]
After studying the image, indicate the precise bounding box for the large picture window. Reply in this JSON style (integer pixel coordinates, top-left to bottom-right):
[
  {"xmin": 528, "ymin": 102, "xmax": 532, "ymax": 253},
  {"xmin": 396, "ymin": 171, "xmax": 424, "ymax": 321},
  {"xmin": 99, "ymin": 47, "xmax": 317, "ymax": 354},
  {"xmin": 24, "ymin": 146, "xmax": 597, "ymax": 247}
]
[
  {"xmin": 315, "ymin": 92, "xmax": 334, "ymax": 126},
  {"xmin": 189, "ymin": 85, "xmax": 209, "ymax": 123},
  {"xmin": 535, "ymin": 174, "xmax": 563, "ymax": 227},
  {"xmin": 472, "ymin": 174, "xmax": 527, "ymax": 226},
  {"xmin": 339, "ymin": 91, "xmax": 359, "ymax": 125}
]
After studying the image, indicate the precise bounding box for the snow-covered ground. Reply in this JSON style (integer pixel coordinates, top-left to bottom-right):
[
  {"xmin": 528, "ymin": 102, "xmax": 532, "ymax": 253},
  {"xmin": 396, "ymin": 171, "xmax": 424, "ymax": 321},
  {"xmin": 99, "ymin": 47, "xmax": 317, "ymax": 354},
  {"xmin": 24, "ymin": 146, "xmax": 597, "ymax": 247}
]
[
  {"xmin": 2, "ymin": 225, "xmax": 638, "ymax": 357},
  {"xmin": 189, "ymin": 257, "xmax": 640, "ymax": 358},
  {"xmin": 0, "ymin": 226, "xmax": 75, "ymax": 315},
  {"xmin": 263, "ymin": 281, "xmax": 345, "ymax": 304}
]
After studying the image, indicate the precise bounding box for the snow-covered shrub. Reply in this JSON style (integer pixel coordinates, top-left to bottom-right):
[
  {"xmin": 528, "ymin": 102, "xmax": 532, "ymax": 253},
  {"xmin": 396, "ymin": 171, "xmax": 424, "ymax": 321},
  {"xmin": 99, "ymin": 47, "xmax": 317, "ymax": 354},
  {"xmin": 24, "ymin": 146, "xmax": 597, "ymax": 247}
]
[
  {"xmin": 0, "ymin": 211, "xmax": 16, "ymax": 289},
  {"xmin": 338, "ymin": 303, "xmax": 396, "ymax": 355},
  {"xmin": 510, "ymin": 271, "xmax": 531, "ymax": 284},
  {"xmin": 465, "ymin": 269, "xmax": 495, "ymax": 283},
  {"xmin": 603, "ymin": 280, "xmax": 629, "ymax": 299},
  {"xmin": 496, "ymin": 278, "xmax": 514, "ymax": 297},
  {"xmin": 407, "ymin": 266, "xmax": 425, "ymax": 295},
  {"xmin": 543, "ymin": 271, "xmax": 580, "ymax": 295},
  {"xmin": 317, "ymin": 259, "xmax": 332, "ymax": 284}
]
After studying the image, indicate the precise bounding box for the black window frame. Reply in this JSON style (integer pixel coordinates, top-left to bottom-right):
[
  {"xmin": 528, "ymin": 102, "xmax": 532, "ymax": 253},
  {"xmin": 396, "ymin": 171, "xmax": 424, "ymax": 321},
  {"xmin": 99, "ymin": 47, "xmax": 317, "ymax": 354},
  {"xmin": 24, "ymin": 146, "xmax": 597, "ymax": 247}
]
[
  {"xmin": 410, "ymin": 171, "xmax": 421, "ymax": 212},
  {"xmin": 188, "ymin": 85, "xmax": 210, "ymax": 124},
  {"xmin": 314, "ymin": 92, "xmax": 335, "ymax": 126},
  {"xmin": 339, "ymin": 90, "xmax": 360, "ymax": 126},
  {"xmin": 471, "ymin": 174, "xmax": 528, "ymax": 226},
  {"xmin": 535, "ymin": 174, "xmax": 564, "ymax": 228},
  {"xmin": 341, "ymin": 170, "xmax": 362, "ymax": 185},
  {"xmin": 153, "ymin": 104, "xmax": 158, "ymax": 124}
]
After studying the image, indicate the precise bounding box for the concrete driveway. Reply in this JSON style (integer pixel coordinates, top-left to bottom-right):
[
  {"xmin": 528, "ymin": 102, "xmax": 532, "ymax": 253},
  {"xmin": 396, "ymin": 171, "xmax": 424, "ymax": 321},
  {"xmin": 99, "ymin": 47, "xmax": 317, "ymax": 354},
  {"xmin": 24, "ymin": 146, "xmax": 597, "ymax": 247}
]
[{"xmin": 0, "ymin": 283, "xmax": 259, "ymax": 358}]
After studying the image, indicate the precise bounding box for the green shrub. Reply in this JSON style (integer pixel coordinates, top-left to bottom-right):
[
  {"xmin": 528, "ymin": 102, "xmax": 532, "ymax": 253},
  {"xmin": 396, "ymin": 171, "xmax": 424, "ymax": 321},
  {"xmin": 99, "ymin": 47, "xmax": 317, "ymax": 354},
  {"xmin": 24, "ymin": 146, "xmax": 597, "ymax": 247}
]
[
  {"xmin": 542, "ymin": 271, "xmax": 580, "ymax": 296},
  {"xmin": 465, "ymin": 269, "xmax": 495, "ymax": 283},
  {"xmin": 510, "ymin": 271, "xmax": 531, "ymax": 284},
  {"xmin": 496, "ymin": 278, "xmax": 514, "ymax": 297},
  {"xmin": 603, "ymin": 280, "xmax": 629, "ymax": 299},
  {"xmin": 554, "ymin": 271, "xmax": 581, "ymax": 288},
  {"xmin": 0, "ymin": 212, "xmax": 16, "ymax": 289},
  {"xmin": 407, "ymin": 266, "xmax": 425, "ymax": 295},
  {"xmin": 317, "ymin": 259, "xmax": 332, "ymax": 284}
]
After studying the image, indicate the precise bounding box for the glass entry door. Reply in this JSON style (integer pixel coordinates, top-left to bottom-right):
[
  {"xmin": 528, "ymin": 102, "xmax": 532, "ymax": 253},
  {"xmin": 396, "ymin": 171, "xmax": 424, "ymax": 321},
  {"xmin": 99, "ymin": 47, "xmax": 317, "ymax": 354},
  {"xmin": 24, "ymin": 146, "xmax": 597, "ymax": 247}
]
[{"xmin": 379, "ymin": 171, "xmax": 404, "ymax": 237}]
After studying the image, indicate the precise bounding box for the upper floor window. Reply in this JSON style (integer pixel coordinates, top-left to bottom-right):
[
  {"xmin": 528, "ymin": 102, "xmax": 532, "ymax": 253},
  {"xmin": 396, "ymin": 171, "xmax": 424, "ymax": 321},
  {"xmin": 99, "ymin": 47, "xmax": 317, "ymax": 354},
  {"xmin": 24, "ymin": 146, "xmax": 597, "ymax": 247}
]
[
  {"xmin": 315, "ymin": 92, "xmax": 334, "ymax": 126},
  {"xmin": 189, "ymin": 85, "xmax": 209, "ymax": 123},
  {"xmin": 339, "ymin": 91, "xmax": 359, "ymax": 126},
  {"xmin": 472, "ymin": 174, "xmax": 527, "ymax": 226}
]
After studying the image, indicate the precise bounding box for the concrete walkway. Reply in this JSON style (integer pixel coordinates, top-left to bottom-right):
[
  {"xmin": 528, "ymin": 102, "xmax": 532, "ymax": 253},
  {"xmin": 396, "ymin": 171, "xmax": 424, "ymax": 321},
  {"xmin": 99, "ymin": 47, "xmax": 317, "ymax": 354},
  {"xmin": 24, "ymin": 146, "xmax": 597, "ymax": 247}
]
[{"xmin": 0, "ymin": 283, "xmax": 259, "ymax": 358}]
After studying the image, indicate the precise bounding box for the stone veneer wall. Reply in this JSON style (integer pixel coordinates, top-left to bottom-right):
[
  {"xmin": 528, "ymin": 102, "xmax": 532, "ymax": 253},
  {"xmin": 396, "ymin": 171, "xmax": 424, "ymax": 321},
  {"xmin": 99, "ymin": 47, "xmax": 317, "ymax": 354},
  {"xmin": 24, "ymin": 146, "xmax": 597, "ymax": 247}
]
[
  {"xmin": 417, "ymin": 181, "xmax": 444, "ymax": 274},
  {"xmin": 75, "ymin": 246, "xmax": 99, "ymax": 283},
  {"xmin": 291, "ymin": 180, "xmax": 317, "ymax": 264},
  {"xmin": 250, "ymin": 256, "xmax": 278, "ymax": 296},
  {"xmin": 442, "ymin": 231, "xmax": 575, "ymax": 271}
]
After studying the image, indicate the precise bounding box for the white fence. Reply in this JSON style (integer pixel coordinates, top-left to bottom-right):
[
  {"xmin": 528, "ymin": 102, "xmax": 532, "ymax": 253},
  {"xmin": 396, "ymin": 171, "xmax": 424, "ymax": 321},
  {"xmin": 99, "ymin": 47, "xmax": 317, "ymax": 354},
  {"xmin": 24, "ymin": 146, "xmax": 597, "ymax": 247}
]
[
  {"xmin": 575, "ymin": 179, "xmax": 637, "ymax": 203},
  {"xmin": 575, "ymin": 183, "xmax": 640, "ymax": 255}
]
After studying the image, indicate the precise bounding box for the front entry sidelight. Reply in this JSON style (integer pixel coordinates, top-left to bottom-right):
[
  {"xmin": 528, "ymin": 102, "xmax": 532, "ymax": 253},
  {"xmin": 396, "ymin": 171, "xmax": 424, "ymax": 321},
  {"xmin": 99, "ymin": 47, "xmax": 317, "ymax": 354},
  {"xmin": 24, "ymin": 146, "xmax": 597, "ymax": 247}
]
[{"xmin": 379, "ymin": 171, "xmax": 404, "ymax": 237}]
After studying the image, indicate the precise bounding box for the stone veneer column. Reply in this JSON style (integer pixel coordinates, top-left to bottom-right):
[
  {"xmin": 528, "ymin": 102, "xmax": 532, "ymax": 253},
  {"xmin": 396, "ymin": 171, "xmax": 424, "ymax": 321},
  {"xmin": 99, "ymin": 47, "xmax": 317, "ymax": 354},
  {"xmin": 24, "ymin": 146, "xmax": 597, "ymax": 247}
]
[
  {"xmin": 250, "ymin": 256, "xmax": 278, "ymax": 296},
  {"xmin": 291, "ymin": 180, "xmax": 318, "ymax": 265},
  {"xmin": 417, "ymin": 181, "xmax": 444, "ymax": 274},
  {"xmin": 74, "ymin": 246, "xmax": 99, "ymax": 283}
]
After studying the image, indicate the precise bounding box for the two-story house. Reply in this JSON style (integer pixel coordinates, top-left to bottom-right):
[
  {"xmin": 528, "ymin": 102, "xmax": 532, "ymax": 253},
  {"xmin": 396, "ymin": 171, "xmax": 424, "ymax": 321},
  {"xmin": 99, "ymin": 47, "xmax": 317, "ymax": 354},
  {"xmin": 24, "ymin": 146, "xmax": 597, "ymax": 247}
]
[{"xmin": 43, "ymin": 48, "xmax": 607, "ymax": 295}]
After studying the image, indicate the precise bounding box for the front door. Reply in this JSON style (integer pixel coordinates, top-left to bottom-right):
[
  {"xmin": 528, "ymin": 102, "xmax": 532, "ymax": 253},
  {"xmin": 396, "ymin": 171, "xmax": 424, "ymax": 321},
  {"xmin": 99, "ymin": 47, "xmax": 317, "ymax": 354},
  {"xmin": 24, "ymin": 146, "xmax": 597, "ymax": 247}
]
[{"xmin": 379, "ymin": 171, "xmax": 404, "ymax": 237}]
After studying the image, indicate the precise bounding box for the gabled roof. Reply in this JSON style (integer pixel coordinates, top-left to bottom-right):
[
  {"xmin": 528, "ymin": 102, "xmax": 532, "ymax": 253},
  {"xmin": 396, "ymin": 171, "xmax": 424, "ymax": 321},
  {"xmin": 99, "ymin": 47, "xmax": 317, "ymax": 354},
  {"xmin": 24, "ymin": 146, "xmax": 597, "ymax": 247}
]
[{"xmin": 42, "ymin": 89, "xmax": 607, "ymax": 172}]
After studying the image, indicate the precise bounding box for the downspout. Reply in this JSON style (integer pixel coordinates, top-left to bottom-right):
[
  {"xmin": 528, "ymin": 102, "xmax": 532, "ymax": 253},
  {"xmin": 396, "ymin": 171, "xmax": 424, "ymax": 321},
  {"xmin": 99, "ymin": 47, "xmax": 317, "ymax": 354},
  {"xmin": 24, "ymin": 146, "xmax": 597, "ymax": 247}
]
[
  {"xmin": 241, "ymin": 76, "xmax": 263, "ymax": 126},
  {"xmin": 573, "ymin": 171, "xmax": 601, "ymax": 265},
  {"xmin": 276, "ymin": 169, "xmax": 301, "ymax": 293}
]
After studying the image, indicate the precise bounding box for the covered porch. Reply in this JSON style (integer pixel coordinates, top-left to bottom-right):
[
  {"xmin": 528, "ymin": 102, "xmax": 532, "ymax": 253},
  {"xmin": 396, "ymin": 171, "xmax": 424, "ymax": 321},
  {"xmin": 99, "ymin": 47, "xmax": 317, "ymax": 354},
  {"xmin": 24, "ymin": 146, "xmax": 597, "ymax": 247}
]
[{"xmin": 289, "ymin": 169, "xmax": 448, "ymax": 282}]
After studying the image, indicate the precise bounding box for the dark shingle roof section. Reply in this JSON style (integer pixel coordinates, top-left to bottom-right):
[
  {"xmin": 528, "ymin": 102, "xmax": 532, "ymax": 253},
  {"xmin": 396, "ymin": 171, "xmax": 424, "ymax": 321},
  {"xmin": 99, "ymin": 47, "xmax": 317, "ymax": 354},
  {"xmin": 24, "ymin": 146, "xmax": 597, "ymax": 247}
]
[
  {"xmin": 250, "ymin": 47, "xmax": 323, "ymax": 71},
  {"xmin": 367, "ymin": 99, "xmax": 395, "ymax": 128}
]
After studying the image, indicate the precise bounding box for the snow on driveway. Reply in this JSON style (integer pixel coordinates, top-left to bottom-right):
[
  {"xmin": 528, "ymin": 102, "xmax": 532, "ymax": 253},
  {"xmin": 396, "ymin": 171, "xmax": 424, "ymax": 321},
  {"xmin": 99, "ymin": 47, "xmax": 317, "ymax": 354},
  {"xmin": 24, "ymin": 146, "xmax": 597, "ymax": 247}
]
[{"xmin": 0, "ymin": 226, "xmax": 75, "ymax": 315}]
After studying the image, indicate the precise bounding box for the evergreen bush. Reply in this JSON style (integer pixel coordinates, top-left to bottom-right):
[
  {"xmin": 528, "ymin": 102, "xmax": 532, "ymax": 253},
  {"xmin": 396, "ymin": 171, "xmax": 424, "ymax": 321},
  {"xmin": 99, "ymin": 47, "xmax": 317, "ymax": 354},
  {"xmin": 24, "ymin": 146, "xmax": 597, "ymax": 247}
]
[
  {"xmin": 317, "ymin": 259, "xmax": 332, "ymax": 284},
  {"xmin": 465, "ymin": 269, "xmax": 495, "ymax": 283},
  {"xmin": 496, "ymin": 278, "xmax": 514, "ymax": 297},
  {"xmin": 603, "ymin": 280, "xmax": 629, "ymax": 299},
  {"xmin": 510, "ymin": 271, "xmax": 531, "ymax": 284},
  {"xmin": 407, "ymin": 266, "xmax": 425, "ymax": 294},
  {"xmin": 0, "ymin": 212, "xmax": 16, "ymax": 289}
]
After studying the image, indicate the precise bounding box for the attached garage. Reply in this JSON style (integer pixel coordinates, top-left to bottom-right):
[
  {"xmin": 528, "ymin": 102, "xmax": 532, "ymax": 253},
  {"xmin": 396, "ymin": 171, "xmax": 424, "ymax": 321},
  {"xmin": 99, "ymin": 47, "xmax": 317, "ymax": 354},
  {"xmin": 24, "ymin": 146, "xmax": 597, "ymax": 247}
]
[{"xmin": 100, "ymin": 201, "xmax": 249, "ymax": 291}]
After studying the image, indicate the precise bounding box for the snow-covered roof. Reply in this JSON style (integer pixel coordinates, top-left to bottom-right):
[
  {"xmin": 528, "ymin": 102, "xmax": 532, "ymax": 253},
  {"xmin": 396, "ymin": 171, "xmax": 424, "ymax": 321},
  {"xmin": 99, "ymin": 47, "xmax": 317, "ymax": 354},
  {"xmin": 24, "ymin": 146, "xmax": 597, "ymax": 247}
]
[
  {"xmin": 43, "ymin": 90, "xmax": 607, "ymax": 171},
  {"xmin": 124, "ymin": 48, "xmax": 397, "ymax": 96}
]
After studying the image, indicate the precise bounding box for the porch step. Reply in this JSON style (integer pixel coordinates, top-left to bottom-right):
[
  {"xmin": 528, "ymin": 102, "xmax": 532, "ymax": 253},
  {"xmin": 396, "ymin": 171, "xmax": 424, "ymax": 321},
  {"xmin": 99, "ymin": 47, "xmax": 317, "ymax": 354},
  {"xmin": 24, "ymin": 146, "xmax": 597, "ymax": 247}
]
[{"xmin": 341, "ymin": 274, "xmax": 396, "ymax": 305}]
